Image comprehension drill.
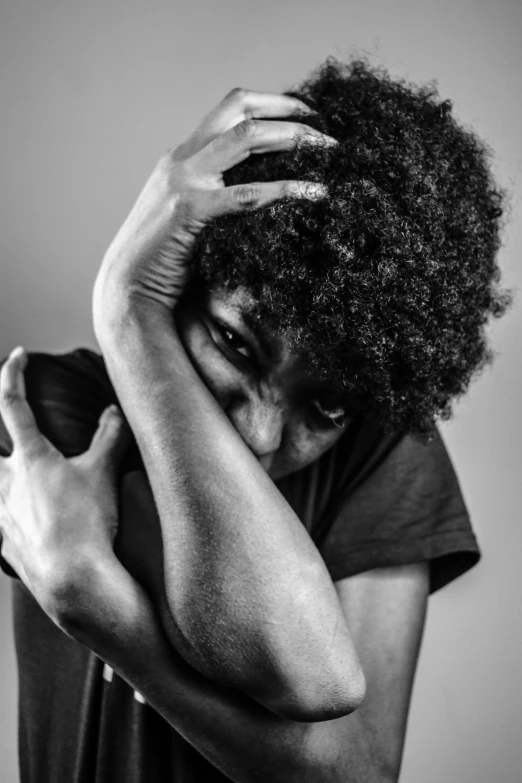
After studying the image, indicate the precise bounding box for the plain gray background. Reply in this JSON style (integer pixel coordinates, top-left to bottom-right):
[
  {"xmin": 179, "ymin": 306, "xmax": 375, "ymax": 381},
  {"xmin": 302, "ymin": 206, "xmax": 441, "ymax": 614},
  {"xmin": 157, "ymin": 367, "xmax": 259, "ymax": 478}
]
[{"xmin": 1, "ymin": 1, "xmax": 521, "ymax": 781}]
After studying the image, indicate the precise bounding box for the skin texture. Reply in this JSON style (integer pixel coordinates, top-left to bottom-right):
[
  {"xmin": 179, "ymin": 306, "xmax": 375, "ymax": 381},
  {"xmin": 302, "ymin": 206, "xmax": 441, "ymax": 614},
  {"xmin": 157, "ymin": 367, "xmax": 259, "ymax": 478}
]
[{"xmin": 96, "ymin": 301, "xmax": 368, "ymax": 719}]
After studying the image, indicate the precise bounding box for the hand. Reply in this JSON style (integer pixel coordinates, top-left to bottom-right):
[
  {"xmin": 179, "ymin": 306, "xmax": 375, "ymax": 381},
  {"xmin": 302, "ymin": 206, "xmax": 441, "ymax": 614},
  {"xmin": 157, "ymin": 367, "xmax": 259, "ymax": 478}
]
[
  {"xmin": 92, "ymin": 88, "xmax": 335, "ymax": 339},
  {"xmin": 0, "ymin": 347, "xmax": 132, "ymax": 611}
]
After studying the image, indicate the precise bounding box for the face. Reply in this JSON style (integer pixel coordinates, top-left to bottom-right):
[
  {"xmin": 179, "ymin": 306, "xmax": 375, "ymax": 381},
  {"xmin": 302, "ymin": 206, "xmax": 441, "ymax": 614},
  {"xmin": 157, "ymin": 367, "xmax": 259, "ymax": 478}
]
[{"xmin": 175, "ymin": 285, "xmax": 357, "ymax": 481}]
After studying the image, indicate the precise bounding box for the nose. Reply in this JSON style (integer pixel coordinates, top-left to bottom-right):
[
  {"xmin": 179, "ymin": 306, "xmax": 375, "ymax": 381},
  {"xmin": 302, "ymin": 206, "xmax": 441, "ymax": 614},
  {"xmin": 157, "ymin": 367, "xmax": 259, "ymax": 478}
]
[{"xmin": 226, "ymin": 396, "xmax": 285, "ymax": 469}]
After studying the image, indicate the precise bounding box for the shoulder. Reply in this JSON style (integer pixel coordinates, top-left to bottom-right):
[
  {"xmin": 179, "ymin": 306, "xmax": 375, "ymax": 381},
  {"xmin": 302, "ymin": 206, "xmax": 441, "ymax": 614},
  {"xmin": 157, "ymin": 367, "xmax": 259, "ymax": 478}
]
[
  {"xmin": 328, "ymin": 561, "xmax": 429, "ymax": 781},
  {"xmin": 0, "ymin": 347, "xmax": 115, "ymax": 457},
  {"xmin": 305, "ymin": 416, "xmax": 480, "ymax": 595}
]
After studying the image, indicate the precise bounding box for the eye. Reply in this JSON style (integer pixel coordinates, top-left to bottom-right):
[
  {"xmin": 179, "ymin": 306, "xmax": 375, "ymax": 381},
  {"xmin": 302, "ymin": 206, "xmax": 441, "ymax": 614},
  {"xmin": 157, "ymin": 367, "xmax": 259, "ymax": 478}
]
[
  {"xmin": 311, "ymin": 399, "xmax": 349, "ymax": 429},
  {"xmin": 215, "ymin": 324, "xmax": 256, "ymax": 366},
  {"xmin": 221, "ymin": 327, "xmax": 250, "ymax": 356}
]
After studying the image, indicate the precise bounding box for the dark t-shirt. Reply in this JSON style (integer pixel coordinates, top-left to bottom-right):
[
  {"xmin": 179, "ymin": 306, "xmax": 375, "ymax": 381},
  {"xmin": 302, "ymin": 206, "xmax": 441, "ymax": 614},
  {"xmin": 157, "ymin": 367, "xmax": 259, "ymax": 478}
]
[{"xmin": 0, "ymin": 348, "xmax": 481, "ymax": 783}]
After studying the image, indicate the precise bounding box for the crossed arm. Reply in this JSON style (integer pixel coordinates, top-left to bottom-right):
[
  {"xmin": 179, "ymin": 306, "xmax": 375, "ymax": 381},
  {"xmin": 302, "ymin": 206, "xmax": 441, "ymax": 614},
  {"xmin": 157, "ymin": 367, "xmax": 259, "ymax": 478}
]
[
  {"xmin": 96, "ymin": 304, "xmax": 367, "ymax": 719},
  {"xmin": 0, "ymin": 316, "xmax": 429, "ymax": 782},
  {"xmin": 73, "ymin": 302, "xmax": 429, "ymax": 781},
  {"xmin": 73, "ymin": 525, "xmax": 428, "ymax": 783},
  {"xmin": 0, "ymin": 82, "xmax": 431, "ymax": 778}
]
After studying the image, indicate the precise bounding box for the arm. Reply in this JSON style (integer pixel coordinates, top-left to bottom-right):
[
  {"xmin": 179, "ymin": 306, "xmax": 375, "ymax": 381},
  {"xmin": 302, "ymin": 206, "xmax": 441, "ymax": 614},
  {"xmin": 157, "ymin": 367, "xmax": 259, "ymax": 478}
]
[
  {"xmin": 0, "ymin": 349, "xmax": 428, "ymax": 781},
  {"xmin": 54, "ymin": 544, "xmax": 429, "ymax": 783},
  {"xmin": 100, "ymin": 304, "xmax": 363, "ymax": 720},
  {"xmin": 91, "ymin": 88, "xmax": 363, "ymax": 719}
]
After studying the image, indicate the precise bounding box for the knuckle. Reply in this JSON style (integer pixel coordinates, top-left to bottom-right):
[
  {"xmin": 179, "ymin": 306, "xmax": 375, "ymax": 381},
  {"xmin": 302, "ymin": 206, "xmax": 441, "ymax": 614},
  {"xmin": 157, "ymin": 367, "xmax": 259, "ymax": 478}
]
[
  {"xmin": 159, "ymin": 150, "xmax": 184, "ymax": 185},
  {"xmin": 175, "ymin": 194, "xmax": 196, "ymax": 225},
  {"xmin": 164, "ymin": 145, "xmax": 180, "ymax": 163},
  {"xmin": 166, "ymin": 190, "xmax": 183, "ymax": 219},
  {"xmin": 0, "ymin": 388, "xmax": 21, "ymax": 410},
  {"xmin": 233, "ymin": 119, "xmax": 258, "ymax": 142},
  {"xmin": 163, "ymin": 145, "xmax": 186, "ymax": 166},
  {"xmin": 224, "ymin": 87, "xmax": 249, "ymax": 104},
  {"xmin": 160, "ymin": 148, "xmax": 180, "ymax": 177},
  {"xmin": 280, "ymin": 179, "xmax": 301, "ymax": 198},
  {"xmin": 280, "ymin": 182, "xmax": 293, "ymax": 199},
  {"xmin": 159, "ymin": 148, "xmax": 176, "ymax": 170},
  {"xmin": 235, "ymin": 185, "xmax": 261, "ymax": 209}
]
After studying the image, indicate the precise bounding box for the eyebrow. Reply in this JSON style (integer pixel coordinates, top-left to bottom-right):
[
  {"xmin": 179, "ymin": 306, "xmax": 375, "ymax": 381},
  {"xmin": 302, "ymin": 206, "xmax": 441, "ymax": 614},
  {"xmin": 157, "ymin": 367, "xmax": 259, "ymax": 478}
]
[{"xmin": 238, "ymin": 309, "xmax": 280, "ymax": 362}]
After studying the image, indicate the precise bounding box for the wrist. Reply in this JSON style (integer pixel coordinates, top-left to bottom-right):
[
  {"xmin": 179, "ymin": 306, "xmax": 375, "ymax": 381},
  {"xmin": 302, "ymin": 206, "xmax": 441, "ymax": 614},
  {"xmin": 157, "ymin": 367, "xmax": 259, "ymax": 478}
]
[
  {"xmin": 93, "ymin": 271, "xmax": 174, "ymax": 355},
  {"xmin": 38, "ymin": 548, "xmax": 114, "ymax": 634},
  {"xmin": 50, "ymin": 550, "xmax": 180, "ymax": 684}
]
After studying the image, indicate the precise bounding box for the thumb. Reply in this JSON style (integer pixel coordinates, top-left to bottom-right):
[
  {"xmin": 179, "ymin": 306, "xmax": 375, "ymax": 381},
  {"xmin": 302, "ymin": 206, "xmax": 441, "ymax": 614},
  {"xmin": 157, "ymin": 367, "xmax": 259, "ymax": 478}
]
[{"xmin": 87, "ymin": 405, "xmax": 133, "ymax": 470}]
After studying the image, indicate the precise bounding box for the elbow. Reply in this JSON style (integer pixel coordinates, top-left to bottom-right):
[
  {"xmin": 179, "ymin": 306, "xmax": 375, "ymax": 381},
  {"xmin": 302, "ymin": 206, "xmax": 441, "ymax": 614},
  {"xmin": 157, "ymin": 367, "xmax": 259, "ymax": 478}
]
[
  {"xmin": 267, "ymin": 663, "xmax": 367, "ymax": 723},
  {"xmin": 285, "ymin": 678, "xmax": 366, "ymax": 724}
]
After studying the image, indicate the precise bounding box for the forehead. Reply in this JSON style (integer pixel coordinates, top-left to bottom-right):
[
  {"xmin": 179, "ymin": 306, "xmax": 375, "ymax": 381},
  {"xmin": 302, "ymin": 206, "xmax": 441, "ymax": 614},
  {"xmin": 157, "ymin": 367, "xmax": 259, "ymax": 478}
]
[
  {"xmin": 208, "ymin": 285, "xmax": 264, "ymax": 318},
  {"xmin": 206, "ymin": 285, "xmax": 342, "ymax": 390},
  {"xmin": 207, "ymin": 285, "xmax": 294, "ymax": 359}
]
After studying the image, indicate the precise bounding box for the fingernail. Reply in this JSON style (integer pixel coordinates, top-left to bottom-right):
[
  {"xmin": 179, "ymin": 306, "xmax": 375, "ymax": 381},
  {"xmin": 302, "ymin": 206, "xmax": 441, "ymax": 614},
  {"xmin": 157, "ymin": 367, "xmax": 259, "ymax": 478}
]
[
  {"xmin": 9, "ymin": 346, "xmax": 25, "ymax": 360},
  {"xmin": 306, "ymin": 183, "xmax": 328, "ymax": 199}
]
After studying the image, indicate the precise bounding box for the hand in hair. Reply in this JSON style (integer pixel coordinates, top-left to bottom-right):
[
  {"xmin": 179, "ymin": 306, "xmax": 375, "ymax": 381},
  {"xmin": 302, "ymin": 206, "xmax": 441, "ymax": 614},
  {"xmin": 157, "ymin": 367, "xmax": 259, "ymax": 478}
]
[{"xmin": 93, "ymin": 88, "xmax": 335, "ymax": 341}]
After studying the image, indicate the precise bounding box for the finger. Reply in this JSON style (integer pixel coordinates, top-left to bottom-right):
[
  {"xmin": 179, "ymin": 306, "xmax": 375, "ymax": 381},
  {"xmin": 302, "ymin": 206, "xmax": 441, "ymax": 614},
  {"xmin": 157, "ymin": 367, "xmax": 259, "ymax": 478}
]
[
  {"xmin": 0, "ymin": 347, "xmax": 45, "ymax": 455},
  {"xmin": 191, "ymin": 119, "xmax": 337, "ymax": 176},
  {"xmin": 199, "ymin": 180, "xmax": 328, "ymax": 220},
  {"xmin": 173, "ymin": 89, "xmax": 317, "ymax": 161},
  {"xmin": 86, "ymin": 405, "xmax": 133, "ymax": 469}
]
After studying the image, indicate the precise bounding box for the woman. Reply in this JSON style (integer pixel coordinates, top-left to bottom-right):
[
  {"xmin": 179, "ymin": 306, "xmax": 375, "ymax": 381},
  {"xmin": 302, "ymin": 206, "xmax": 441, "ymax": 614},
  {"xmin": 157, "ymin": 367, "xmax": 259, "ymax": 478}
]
[{"xmin": 0, "ymin": 58, "xmax": 511, "ymax": 782}]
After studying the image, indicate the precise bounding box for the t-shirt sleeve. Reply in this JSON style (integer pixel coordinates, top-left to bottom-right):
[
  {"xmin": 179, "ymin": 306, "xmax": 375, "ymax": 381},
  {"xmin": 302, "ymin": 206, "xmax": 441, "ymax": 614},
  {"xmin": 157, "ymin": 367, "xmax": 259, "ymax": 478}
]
[
  {"xmin": 0, "ymin": 348, "xmax": 137, "ymax": 578},
  {"xmin": 315, "ymin": 419, "xmax": 481, "ymax": 595}
]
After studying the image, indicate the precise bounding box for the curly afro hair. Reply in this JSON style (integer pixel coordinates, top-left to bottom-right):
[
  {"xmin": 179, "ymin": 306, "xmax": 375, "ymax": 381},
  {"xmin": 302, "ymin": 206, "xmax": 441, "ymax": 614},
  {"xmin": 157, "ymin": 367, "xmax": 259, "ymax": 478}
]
[{"xmin": 194, "ymin": 56, "xmax": 513, "ymax": 441}]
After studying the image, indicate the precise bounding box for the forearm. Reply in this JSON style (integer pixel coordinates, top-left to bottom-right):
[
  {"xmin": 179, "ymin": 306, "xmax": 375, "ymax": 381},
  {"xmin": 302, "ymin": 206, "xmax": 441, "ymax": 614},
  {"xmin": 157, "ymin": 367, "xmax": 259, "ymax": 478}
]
[
  {"xmin": 99, "ymin": 302, "xmax": 364, "ymax": 718},
  {"xmin": 54, "ymin": 554, "xmax": 364, "ymax": 783}
]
